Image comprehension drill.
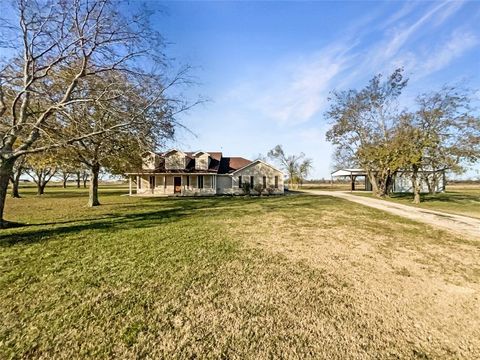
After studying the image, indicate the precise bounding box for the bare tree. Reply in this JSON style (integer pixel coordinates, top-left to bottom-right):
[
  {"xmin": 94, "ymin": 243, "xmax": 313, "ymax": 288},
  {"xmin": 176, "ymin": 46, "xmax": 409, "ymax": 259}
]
[
  {"xmin": 268, "ymin": 145, "xmax": 313, "ymax": 189},
  {"xmin": 0, "ymin": 0, "xmax": 192, "ymax": 226},
  {"xmin": 64, "ymin": 72, "xmax": 178, "ymax": 206}
]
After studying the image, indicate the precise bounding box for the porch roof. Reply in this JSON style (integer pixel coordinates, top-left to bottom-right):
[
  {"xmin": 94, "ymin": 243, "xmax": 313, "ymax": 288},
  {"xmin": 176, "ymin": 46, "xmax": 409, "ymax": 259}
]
[
  {"xmin": 331, "ymin": 168, "xmax": 368, "ymax": 177},
  {"xmin": 126, "ymin": 171, "xmax": 218, "ymax": 175}
]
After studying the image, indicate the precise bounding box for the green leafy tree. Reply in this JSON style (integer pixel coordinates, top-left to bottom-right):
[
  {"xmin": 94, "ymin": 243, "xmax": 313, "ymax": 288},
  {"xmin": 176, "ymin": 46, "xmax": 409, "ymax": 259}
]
[
  {"xmin": 414, "ymin": 86, "xmax": 480, "ymax": 193},
  {"xmin": 24, "ymin": 150, "xmax": 58, "ymax": 195},
  {"xmin": 325, "ymin": 68, "xmax": 408, "ymax": 197}
]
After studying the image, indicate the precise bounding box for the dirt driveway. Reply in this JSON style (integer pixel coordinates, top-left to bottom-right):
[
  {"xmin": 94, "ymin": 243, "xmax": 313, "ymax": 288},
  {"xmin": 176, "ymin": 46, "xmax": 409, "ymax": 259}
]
[{"xmin": 302, "ymin": 190, "xmax": 480, "ymax": 240}]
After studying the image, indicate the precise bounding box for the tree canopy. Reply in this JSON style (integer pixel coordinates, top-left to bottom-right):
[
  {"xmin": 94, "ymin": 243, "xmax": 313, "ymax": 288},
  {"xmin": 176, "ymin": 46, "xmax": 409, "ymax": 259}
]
[
  {"xmin": 326, "ymin": 69, "xmax": 480, "ymax": 202},
  {"xmin": 0, "ymin": 0, "xmax": 196, "ymax": 224}
]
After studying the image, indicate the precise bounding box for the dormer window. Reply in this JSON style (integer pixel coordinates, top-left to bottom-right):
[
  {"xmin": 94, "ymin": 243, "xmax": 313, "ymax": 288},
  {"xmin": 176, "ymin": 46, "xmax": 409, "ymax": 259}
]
[
  {"xmin": 164, "ymin": 149, "xmax": 187, "ymax": 170},
  {"xmin": 194, "ymin": 151, "xmax": 210, "ymax": 171},
  {"xmin": 142, "ymin": 152, "xmax": 160, "ymax": 170}
]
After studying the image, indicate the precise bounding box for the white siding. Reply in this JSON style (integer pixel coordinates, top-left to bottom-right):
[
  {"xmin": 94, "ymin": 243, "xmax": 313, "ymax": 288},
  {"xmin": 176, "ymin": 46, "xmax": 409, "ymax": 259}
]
[
  {"xmin": 195, "ymin": 153, "xmax": 210, "ymax": 170},
  {"xmin": 233, "ymin": 162, "xmax": 284, "ymax": 195},
  {"xmin": 133, "ymin": 160, "xmax": 284, "ymax": 197},
  {"xmin": 393, "ymin": 172, "xmax": 445, "ymax": 193},
  {"xmin": 216, "ymin": 175, "xmax": 233, "ymax": 194}
]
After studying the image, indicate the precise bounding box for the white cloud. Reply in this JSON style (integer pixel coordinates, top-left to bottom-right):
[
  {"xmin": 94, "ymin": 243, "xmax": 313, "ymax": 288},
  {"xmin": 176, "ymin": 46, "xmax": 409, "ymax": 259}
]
[
  {"xmin": 221, "ymin": 1, "xmax": 475, "ymax": 131},
  {"xmin": 420, "ymin": 30, "xmax": 478, "ymax": 76},
  {"xmin": 358, "ymin": 1, "xmax": 466, "ymax": 77},
  {"xmin": 227, "ymin": 45, "xmax": 353, "ymax": 126}
]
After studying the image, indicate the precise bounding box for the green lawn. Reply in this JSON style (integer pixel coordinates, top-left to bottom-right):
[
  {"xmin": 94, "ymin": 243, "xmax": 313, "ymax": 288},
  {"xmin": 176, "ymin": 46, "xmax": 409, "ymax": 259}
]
[
  {"xmin": 1, "ymin": 186, "xmax": 479, "ymax": 359},
  {"xmin": 352, "ymin": 184, "xmax": 480, "ymax": 219}
]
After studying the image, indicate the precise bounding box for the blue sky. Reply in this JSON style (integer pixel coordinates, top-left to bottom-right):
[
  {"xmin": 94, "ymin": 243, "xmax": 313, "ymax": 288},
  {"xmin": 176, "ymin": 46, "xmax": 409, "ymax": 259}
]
[{"xmin": 145, "ymin": 1, "xmax": 480, "ymax": 178}]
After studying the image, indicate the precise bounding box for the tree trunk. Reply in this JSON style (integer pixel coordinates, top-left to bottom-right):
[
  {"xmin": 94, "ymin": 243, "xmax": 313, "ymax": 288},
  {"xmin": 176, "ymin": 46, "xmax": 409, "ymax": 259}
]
[
  {"xmin": 384, "ymin": 172, "xmax": 393, "ymax": 197},
  {"xmin": 412, "ymin": 165, "xmax": 421, "ymax": 204},
  {"xmin": 37, "ymin": 181, "xmax": 46, "ymax": 195},
  {"xmin": 0, "ymin": 158, "xmax": 16, "ymax": 227},
  {"xmin": 76, "ymin": 172, "xmax": 81, "ymax": 188},
  {"xmin": 62, "ymin": 177, "xmax": 67, "ymax": 188},
  {"xmin": 428, "ymin": 173, "xmax": 438, "ymax": 195},
  {"xmin": 367, "ymin": 170, "xmax": 380, "ymax": 197},
  {"xmin": 11, "ymin": 175, "xmax": 21, "ymax": 198},
  {"xmin": 88, "ymin": 163, "xmax": 100, "ymax": 207}
]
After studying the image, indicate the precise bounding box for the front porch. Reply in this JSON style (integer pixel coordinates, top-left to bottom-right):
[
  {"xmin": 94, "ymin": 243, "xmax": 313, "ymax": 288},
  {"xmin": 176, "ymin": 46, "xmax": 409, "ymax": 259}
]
[{"xmin": 128, "ymin": 174, "xmax": 217, "ymax": 196}]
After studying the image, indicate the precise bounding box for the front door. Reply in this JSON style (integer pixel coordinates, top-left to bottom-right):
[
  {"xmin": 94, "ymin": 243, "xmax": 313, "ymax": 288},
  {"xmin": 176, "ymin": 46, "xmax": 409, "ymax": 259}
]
[{"xmin": 174, "ymin": 177, "xmax": 181, "ymax": 194}]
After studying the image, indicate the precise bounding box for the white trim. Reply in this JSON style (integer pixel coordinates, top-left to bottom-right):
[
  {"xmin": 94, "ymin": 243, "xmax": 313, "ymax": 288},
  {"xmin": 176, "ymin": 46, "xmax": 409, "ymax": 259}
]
[
  {"xmin": 163, "ymin": 148, "xmax": 187, "ymax": 157},
  {"xmin": 128, "ymin": 172, "xmax": 217, "ymax": 176},
  {"xmin": 193, "ymin": 151, "xmax": 210, "ymax": 157},
  {"xmin": 231, "ymin": 159, "xmax": 284, "ymax": 175}
]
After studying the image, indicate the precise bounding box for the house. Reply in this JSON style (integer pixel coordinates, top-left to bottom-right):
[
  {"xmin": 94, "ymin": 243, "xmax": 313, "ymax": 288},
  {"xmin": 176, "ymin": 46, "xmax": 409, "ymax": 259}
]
[
  {"xmin": 331, "ymin": 168, "xmax": 446, "ymax": 193},
  {"xmin": 126, "ymin": 149, "xmax": 284, "ymax": 196}
]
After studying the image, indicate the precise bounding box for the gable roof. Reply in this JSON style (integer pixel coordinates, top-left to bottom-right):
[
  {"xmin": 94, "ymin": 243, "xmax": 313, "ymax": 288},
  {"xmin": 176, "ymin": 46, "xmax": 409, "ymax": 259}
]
[
  {"xmin": 192, "ymin": 151, "xmax": 210, "ymax": 156},
  {"xmin": 162, "ymin": 149, "xmax": 187, "ymax": 157},
  {"xmin": 231, "ymin": 159, "xmax": 283, "ymax": 175}
]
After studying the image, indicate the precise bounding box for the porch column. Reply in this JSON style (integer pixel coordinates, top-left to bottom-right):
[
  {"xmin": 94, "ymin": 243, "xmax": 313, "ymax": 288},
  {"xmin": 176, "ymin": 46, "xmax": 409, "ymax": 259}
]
[{"xmin": 129, "ymin": 176, "xmax": 132, "ymax": 195}]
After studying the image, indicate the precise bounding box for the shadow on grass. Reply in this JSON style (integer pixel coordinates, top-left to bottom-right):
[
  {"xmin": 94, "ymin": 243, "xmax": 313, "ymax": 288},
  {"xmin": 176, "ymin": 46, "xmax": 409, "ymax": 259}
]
[
  {"xmin": 0, "ymin": 207, "xmax": 191, "ymax": 247},
  {"xmin": 0, "ymin": 194, "xmax": 336, "ymax": 248}
]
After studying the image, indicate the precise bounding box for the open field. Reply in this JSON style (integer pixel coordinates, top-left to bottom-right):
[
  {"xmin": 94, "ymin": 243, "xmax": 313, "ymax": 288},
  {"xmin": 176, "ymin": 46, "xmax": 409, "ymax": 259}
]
[
  {"xmin": 298, "ymin": 183, "xmax": 352, "ymax": 191},
  {"xmin": 1, "ymin": 186, "xmax": 480, "ymax": 359},
  {"xmin": 351, "ymin": 184, "xmax": 480, "ymax": 219}
]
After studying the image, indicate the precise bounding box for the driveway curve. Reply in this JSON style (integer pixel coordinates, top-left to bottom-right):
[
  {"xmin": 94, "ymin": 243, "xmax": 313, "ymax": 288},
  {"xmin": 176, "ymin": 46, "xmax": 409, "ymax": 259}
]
[{"xmin": 302, "ymin": 190, "xmax": 480, "ymax": 240}]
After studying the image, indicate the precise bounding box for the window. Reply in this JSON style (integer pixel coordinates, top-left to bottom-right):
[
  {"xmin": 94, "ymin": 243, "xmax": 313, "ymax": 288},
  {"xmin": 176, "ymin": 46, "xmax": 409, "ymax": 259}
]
[
  {"xmin": 250, "ymin": 176, "xmax": 254, "ymax": 187},
  {"xmin": 238, "ymin": 176, "xmax": 242, "ymax": 188},
  {"xmin": 274, "ymin": 176, "xmax": 279, "ymax": 189},
  {"xmin": 198, "ymin": 175, "xmax": 204, "ymax": 189},
  {"xmin": 186, "ymin": 175, "xmax": 190, "ymax": 187},
  {"xmin": 263, "ymin": 176, "xmax": 267, "ymax": 189}
]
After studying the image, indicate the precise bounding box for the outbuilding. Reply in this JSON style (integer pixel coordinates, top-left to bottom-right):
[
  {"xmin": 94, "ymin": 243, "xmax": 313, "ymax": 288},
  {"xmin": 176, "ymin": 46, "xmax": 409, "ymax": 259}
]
[{"xmin": 331, "ymin": 168, "xmax": 446, "ymax": 193}]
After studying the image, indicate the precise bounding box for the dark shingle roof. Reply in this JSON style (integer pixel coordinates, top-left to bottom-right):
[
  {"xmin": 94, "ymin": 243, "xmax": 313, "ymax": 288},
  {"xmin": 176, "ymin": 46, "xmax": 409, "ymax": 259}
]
[
  {"xmin": 147, "ymin": 150, "xmax": 252, "ymax": 174},
  {"xmin": 218, "ymin": 157, "xmax": 252, "ymax": 174}
]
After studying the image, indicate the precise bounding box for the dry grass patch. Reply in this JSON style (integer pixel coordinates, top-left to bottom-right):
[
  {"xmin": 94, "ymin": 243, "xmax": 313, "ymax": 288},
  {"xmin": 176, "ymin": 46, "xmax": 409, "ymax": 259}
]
[
  {"xmin": 1, "ymin": 187, "xmax": 479, "ymax": 359},
  {"xmin": 224, "ymin": 196, "xmax": 480, "ymax": 359}
]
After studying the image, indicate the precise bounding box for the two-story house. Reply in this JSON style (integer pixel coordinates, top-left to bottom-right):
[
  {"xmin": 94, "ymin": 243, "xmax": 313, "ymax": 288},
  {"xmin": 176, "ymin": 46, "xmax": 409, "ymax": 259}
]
[{"xmin": 126, "ymin": 149, "xmax": 284, "ymax": 196}]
